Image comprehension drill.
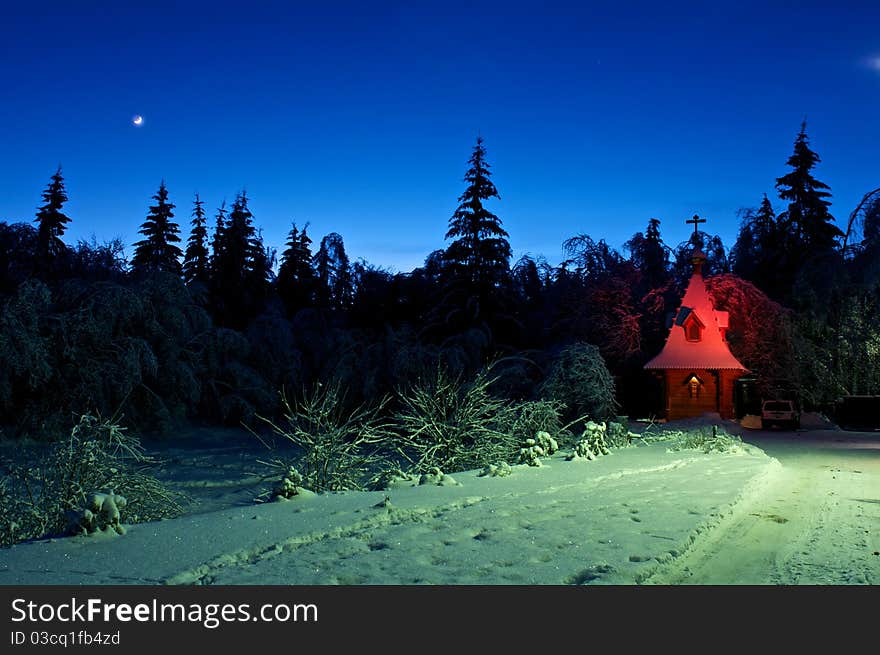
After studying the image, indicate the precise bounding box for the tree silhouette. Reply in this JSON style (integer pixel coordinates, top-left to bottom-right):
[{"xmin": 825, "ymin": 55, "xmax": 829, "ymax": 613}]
[
  {"xmin": 183, "ymin": 193, "xmax": 210, "ymax": 286},
  {"xmin": 432, "ymin": 137, "xmax": 514, "ymax": 346},
  {"xmin": 732, "ymin": 194, "xmax": 785, "ymax": 296},
  {"xmin": 34, "ymin": 166, "xmax": 72, "ymax": 276},
  {"xmin": 772, "ymin": 123, "xmax": 846, "ymax": 311},
  {"xmin": 210, "ymin": 191, "xmax": 267, "ymax": 326},
  {"xmin": 277, "ymin": 222, "xmax": 316, "ymax": 315},
  {"xmin": 313, "ymin": 232, "xmax": 352, "ymax": 310},
  {"xmin": 671, "ymin": 230, "xmax": 729, "ymax": 287},
  {"xmin": 131, "ymin": 181, "xmax": 183, "ymax": 276},
  {"xmin": 444, "ymin": 136, "xmax": 511, "ymax": 295},
  {"xmin": 624, "ymin": 218, "xmax": 671, "ymax": 293},
  {"xmin": 209, "ymin": 200, "xmax": 228, "ymax": 276},
  {"xmin": 775, "ymin": 122, "xmax": 842, "ymax": 252}
]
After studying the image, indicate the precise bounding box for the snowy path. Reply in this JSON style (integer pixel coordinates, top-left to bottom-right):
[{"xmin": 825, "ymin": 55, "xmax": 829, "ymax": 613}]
[{"xmin": 645, "ymin": 430, "xmax": 880, "ymax": 584}]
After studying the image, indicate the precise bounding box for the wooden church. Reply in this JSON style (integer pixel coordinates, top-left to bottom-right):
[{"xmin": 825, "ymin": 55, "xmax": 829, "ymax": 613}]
[{"xmin": 644, "ymin": 220, "xmax": 747, "ymax": 420}]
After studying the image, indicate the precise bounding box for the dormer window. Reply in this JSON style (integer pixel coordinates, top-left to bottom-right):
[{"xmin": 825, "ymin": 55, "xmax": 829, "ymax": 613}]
[{"xmin": 682, "ymin": 312, "xmax": 704, "ymax": 342}]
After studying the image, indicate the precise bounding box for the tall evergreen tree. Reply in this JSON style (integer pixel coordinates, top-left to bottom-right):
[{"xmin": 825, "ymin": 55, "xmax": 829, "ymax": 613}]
[
  {"xmin": 775, "ymin": 122, "xmax": 843, "ymax": 252},
  {"xmin": 277, "ymin": 222, "xmax": 316, "ymax": 315},
  {"xmin": 131, "ymin": 181, "xmax": 183, "ymax": 276},
  {"xmin": 765, "ymin": 123, "xmax": 847, "ymax": 311},
  {"xmin": 34, "ymin": 166, "xmax": 72, "ymax": 274},
  {"xmin": 444, "ymin": 137, "xmax": 511, "ymax": 292},
  {"xmin": 182, "ymin": 193, "xmax": 210, "ymax": 285},
  {"xmin": 209, "ymin": 201, "xmax": 228, "ymax": 277},
  {"xmin": 211, "ymin": 190, "xmax": 268, "ymax": 326},
  {"xmin": 312, "ymin": 232, "xmax": 352, "ymax": 310}
]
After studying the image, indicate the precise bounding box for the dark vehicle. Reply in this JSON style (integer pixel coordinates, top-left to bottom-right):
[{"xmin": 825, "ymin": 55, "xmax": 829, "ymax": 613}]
[
  {"xmin": 761, "ymin": 400, "xmax": 800, "ymax": 430},
  {"xmin": 835, "ymin": 396, "xmax": 880, "ymax": 430}
]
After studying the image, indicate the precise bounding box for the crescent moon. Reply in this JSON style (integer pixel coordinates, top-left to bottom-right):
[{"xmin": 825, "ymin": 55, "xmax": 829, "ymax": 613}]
[{"xmin": 133, "ymin": 115, "xmax": 144, "ymax": 126}]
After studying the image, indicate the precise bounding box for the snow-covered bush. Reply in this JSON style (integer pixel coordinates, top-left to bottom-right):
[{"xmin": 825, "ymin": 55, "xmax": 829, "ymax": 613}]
[
  {"xmin": 540, "ymin": 343, "xmax": 618, "ymax": 422},
  {"xmin": 666, "ymin": 425, "xmax": 743, "ymax": 454},
  {"xmin": 66, "ymin": 491, "xmax": 128, "ymax": 536},
  {"xmin": 418, "ymin": 467, "xmax": 459, "ymax": 486},
  {"xmin": 394, "ymin": 365, "xmax": 518, "ymax": 474},
  {"xmin": 367, "ymin": 467, "xmax": 416, "ymax": 491},
  {"xmin": 479, "ymin": 462, "xmax": 513, "ymax": 477},
  {"xmin": 517, "ymin": 431, "xmax": 559, "ymax": 467},
  {"xmin": 256, "ymin": 382, "xmax": 394, "ymax": 493},
  {"xmin": 498, "ymin": 399, "xmax": 575, "ymax": 448},
  {"xmin": 567, "ymin": 421, "xmax": 611, "ymax": 461},
  {"xmin": 0, "ymin": 414, "xmax": 184, "ymax": 547},
  {"xmin": 605, "ymin": 421, "xmax": 639, "ymax": 448},
  {"xmin": 265, "ymin": 464, "xmax": 308, "ymax": 500}
]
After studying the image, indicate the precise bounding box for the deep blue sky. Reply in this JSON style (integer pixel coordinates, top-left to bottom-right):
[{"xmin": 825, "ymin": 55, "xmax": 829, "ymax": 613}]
[{"xmin": 1, "ymin": 1, "xmax": 878, "ymax": 273}]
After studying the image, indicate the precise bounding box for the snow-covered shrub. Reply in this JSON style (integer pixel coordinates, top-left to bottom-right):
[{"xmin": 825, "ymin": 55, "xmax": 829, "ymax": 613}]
[
  {"xmin": 498, "ymin": 399, "xmax": 575, "ymax": 448},
  {"xmin": 367, "ymin": 467, "xmax": 416, "ymax": 491},
  {"xmin": 0, "ymin": 414, "xmax": 185, "ymax": 547},
  {"xmin": 535, "ymin": 430, "xmax": 559, "ymax": 455},
  {"xmin": 517, "ymin": 431, "xmax": 559, "ymax": 467},
  {"xmin": 394, "ymin": 365, "xmax": 518, "ymax": 474},
  {"xmin": 418, "ymin": 467, "xmax": 459, "ymax": 486},
  {"xmin": 66, "ymin": 491, "xmax": 128, "ymax": 536},
  {"xmin": 605, "ymin": 421, "xmax": 639, "ymax": 448},
  {"xmin": 567, "ymin": 421, "xmax": 611, "ymax": 461},
  {"xmin": 667, "ymin": 426, "xmax": 743, "ymax": 454},
  {"xmin": 540, "ymin": 343, "xmax": 618, "ymax": 422},
  {"xmin": 479, "ymin": 462, "xmax": 512, "ymax": 477},
  {"xmin": 256, "ymin": 382, "xmax": 394, "ymax": 493},
  {"xmin": 270, "ymin": 465, "xmax": 307, "ymax": 499}
]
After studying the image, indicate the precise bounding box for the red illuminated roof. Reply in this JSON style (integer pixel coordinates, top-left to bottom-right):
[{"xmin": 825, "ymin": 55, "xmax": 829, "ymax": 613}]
[{"xmin": 644, "ymin": 267, "xmax": 747, "ymax": 371}]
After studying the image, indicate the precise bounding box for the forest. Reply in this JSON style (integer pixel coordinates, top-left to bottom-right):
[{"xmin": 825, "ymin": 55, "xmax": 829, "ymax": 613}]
[{"xmin": 1, "ymin": 123, "xmax": 879, "ymax": 448}]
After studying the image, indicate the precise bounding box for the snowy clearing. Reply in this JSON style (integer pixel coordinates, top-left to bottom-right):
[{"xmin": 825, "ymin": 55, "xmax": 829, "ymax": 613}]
[{"xmin": 1, "ymin": 420, "xmax": 877, "ymax": 585}]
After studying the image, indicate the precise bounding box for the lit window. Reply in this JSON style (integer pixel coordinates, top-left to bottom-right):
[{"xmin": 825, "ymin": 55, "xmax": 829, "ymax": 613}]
[{"xmin": 685, "ymin": 318, "xmax": 701, "ymax": 342}]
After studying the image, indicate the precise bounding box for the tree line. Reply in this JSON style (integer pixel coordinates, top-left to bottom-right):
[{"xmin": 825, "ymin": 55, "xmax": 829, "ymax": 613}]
[{"xmin": 1, "ymin": 126, "xmax": 878, "ymax": 439}]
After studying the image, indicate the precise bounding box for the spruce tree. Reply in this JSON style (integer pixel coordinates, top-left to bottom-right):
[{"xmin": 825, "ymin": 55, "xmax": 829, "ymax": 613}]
[
  {"xmin": 277, "ymin": 222, "xmax": 316, "ymax": 314},
  {"xmin": 209, "ymin": 201, "xmax": 228, "ymax": 277},
  {"xmin": 131, "ymin": 181, "xmax": 183, "ymax": 276},
  {"xmin": 444, "ymin": 136, "xmax": 511, "ymax": 292},
  {"xmin": 775, "ymin": 122, "xmax": 842, "ymax": 252},
  {"xmin": 425, "ymin": 137, "xmax": 513, "ymax": 348},
  {"xmin": 34, "ymin": 166, "xmax": 72, "ymax": 273},
  {"xmin": 211, "ymin": 190, "xmax": 268, "ymax": 326},
  {"xmin": 182, "ymin": 193, "xmax": 210, "ymax": 285}
]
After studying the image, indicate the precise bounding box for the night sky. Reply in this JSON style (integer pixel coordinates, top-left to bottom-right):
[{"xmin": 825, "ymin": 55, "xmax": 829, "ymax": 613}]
[{"xmin": 1, "ymin": 1, "xmax": 878, "ymax": 273}]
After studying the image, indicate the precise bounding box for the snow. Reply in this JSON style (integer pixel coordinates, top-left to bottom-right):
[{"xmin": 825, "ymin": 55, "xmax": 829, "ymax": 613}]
[{"xmin": 1, "ymin": 420, "xmax": 877, "ymax": 585}]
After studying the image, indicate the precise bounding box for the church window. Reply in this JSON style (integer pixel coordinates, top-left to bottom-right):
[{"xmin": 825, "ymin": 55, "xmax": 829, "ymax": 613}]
[{"xmin": 684, "ymin": 316, "xmax": 702, "ymax": 342}]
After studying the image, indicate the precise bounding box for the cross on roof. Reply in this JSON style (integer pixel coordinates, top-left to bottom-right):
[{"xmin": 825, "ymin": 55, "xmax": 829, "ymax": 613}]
[{"xmin": 686, "ymin": 214, "xmax": 706, "ymax": 235}]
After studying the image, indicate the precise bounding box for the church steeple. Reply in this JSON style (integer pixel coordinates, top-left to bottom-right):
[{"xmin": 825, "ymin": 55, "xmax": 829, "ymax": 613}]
[
  {"xmin": 686, "ymin": 214, "xmax": 708, "ymax": 275},
  {"xmin": 691, "ymin": 248, "xmax": 707, "ymax": 276}
]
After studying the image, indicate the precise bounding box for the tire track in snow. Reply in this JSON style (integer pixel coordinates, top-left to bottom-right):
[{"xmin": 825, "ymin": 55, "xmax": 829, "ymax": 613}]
[{"xmin": 643, "ymin": 451, "xmax": 880, "ymax": 584}]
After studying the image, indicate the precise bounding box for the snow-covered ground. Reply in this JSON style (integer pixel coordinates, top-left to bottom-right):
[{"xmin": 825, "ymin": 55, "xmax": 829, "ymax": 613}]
[{"xmin": 1, "ymin": 418, "xmax": 877, "ymax": 585}]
